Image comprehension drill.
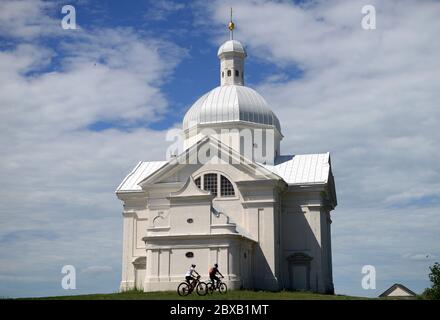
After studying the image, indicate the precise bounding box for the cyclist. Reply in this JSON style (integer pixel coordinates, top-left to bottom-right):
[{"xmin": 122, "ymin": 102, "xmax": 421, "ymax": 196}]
[
  {"xmin": 208, "ymin": 263, "xmax": 224, "ymax": 289},
  {"xmin": 185, "ymin": 264, "xmax": 200, "ymax": 288}
]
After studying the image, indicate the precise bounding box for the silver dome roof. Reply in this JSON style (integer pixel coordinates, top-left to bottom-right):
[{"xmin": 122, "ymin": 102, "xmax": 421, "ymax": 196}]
[
  {"xmin": 183, "ymin": 85, "xmax": 281, "ymax": 133},
  {"xmin": 217, "ymin": 40, "xmax": 247, "ymax": 57}
]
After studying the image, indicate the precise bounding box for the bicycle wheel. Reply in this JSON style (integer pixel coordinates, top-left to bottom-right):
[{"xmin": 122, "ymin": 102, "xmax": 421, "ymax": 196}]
[
  {"xmin": 196, "ymin": 281, "xmax": 208, "ymax": 296},
  {"xmin": 177, "ymin": 282, "xmax": 191, "ymax": 296},
  {"xmin": 206, "ymin": 281, "xmax": 214, "ymax": 294},
  {"xmin": 218, "ymin": 282, "xmax": 227, "ymax": 294}
]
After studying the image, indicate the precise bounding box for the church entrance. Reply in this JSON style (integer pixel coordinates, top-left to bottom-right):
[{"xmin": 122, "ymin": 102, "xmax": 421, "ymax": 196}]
[
  {"xmin": 290, "ymin": 265, "xmax": 308, "ymax": 290},
  {"xmin": 287, "ymin": 253, "xmax": 312, "ymax": 291},
  {"xmin": 133, "ymin": 257, "xmax": 146, "ymax": 291}
]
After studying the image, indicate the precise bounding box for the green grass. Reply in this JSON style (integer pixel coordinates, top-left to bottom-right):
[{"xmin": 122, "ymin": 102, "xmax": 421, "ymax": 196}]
[{"xmin": 21, "ymin": 289, "xmax": 369, "ymax": 300}]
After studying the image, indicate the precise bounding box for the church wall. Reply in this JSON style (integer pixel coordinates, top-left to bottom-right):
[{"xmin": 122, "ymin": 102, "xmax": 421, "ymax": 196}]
[
  {"xmin": 118, "ymin": 155, "xmax": 334, "ymax": 293},
  {"xmin": 143, "ymin": 237, "xmax": 252, "ymax": 292},
  {"xmin": 256, "ymin": 205, "xmax": 279, "ymax": 290},
  {"xmin": 320, "ymin": 209, "xmax": 334, "ymax": 293},
  {"xmin": 134, "ymin": 212, "xmax": 148, "ymax": 256},
  {"xmin": 118, "ymin": 194, "xmax": 148, "ymax": 291},
  {"xmin": 241, "ymin": 203, "xmax": 279, "ymax": 290},
  {"xmin": 120, "ymin": 211, "xmax": 134, "ymax": 291},
  {"xmin": 169, "ymin": 202, "xmax": 211, "ymax": 235},
  {"xmin": 122, "ymin": 165, "xmax": 260, "ymax": 292},
  {"xmin": 237, "ymin": 180, "xmax": 282, "ymax": 290},
  {"xmin": 280, "ymin": 190, "xmax": 334, "ymax": 293}
]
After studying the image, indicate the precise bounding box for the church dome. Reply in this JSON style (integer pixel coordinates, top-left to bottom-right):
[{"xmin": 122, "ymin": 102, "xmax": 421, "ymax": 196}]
[
  {"xmin": 217, "ymin": 40, "xmax": 247, "ymax": 57},
  {"xmin": 183, "ymin": 85, "xmax": 281, "ymax": 133}
]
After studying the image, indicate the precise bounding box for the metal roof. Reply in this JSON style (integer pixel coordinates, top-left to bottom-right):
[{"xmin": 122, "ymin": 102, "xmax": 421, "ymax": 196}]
[
  {"xmin": 116, "ymin": 161, "xmax": 167, "ymax": 192},
  {"xmin": 182, "ymin": 85, "xmax": 281, "ymax": 133},
  {"xmin": 261, "ymin": 153, "xmax": 331, "ymax": 185},
  {"xmin": 217, "ymin": 40, "xmax": 247, "ymax": 57},
  {"xmin": 116, "ymin": 153, "xmax": 331, "ymax": 193}
]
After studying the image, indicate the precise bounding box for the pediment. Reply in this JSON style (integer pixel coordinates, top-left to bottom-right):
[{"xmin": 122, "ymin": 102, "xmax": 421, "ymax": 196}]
[{"xmin": 138, "ymin": 136, "xmax": 281, "ymax": 188}]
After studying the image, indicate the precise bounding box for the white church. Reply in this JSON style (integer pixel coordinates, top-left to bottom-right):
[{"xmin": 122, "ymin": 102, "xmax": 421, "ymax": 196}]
[{"xmin": 116, "ymin": 19, "xmax": 337, "ymax": 294}]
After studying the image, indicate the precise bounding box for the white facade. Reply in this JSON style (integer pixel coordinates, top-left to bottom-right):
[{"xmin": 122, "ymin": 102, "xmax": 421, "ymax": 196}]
[{"xmin": 116, "ymin": 35, "xmax": 337, "ymax": 293}]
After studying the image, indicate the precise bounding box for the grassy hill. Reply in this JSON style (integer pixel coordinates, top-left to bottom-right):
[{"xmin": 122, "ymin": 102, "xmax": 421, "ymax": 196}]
[{"xmin": 22, "ymin": 290, "xmax": 369, "ymax": 300}]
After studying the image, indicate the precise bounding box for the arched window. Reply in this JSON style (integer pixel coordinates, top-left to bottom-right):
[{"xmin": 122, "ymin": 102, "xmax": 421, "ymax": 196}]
[
  {"xmin": 193, "ymin": 173, "xmax": 235, "ymax": 198},
  {"xmin": 235, "ymin": 70, "xmax": 239, "ymax": 77},
  {"xmin": 203, "ymin": 173, "xmax": 217, "ymax": 196},
  {"xmin": 221, "ymin": 175, "xmax": 235, "ymax": 196},
  {"xmin": 227, "ymin": 70, "xmax": 231, "ymax": 77}
]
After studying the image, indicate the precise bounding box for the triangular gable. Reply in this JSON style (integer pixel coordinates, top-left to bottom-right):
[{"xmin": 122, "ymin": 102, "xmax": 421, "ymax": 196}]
[
  {"xmin": 138, "ymin": 135, "xmax": 282, "ymax": 188},
  {"xmin": 379, "ymin": 283, "xmax": 417, "ymax": 297}
]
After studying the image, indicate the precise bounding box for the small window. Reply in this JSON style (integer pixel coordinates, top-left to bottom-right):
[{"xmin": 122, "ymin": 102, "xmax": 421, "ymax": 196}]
[
  {"xmin": 187, "ymin": 218, "xmax": 194, "ymax": 224},
  {"xmin": 195, "ymin": 177, "xmax": 201, "ymax": 189},
  {"xmin": 185, "ymin": 252, "xmax": 194, "ymax": 258},
  {"xmin": 235, "ymin": 70, "xmax": 239, "ymax": 77},
  {"xmin": 204, "ymin": 173, "xmax": 218, "ymax": 196},
  {"xmin": 221, "ymin": 175, "xmax": 235, "ymax": 197},
  {"xmin": 227, "ymin": 70, "xmax": 231, "ymax": 77},
  {"xmin": 222, "ymin": 71, "xmax": 224, "ymax": 78}
]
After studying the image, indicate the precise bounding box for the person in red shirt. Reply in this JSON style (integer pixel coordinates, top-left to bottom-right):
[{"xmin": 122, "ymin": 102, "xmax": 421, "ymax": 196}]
[{"xmin": 208, "ymin": 263, "xmax": 224, "ymax": 289}]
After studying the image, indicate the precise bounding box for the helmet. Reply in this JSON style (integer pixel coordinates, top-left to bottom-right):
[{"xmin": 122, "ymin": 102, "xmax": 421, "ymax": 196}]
[
  {"xmin": 214, "ymin": 263, "xmax": 218, "ymax": 267},
  {"xmin": 191, "ymin": 264, "xmax": 196, "ymax": 268}
]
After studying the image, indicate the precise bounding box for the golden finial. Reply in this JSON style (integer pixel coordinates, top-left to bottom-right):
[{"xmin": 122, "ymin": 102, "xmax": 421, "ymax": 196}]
[{"xmin": 228, "ymin": 7, "xmax": 235, "ymax": 39}]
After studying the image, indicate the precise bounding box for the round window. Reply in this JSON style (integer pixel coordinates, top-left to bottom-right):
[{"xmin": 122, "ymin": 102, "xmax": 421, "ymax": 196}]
[
  {"xmin": 187, "ymin": 218, "xmax": 194, "ymax": 224},
  {"xmin": 185, "ymin": 252, "xmax": 194, "ymax": 258}
]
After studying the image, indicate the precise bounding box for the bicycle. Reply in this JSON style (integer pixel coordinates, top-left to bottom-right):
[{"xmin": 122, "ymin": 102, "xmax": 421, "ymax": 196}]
[
  {"xmin": 206, "ymin": 276, "xmax": 227, "ymax": 294},
  {"xmin": 177, "ymin": 275, "xmax": 208, "ymax": 296}
]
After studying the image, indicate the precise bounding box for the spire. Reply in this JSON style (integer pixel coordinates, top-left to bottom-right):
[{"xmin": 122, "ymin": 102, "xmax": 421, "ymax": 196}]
[
  {"xmin": 228, "ymin": 7, "xmax": 235, "ymax": 40},
  {"xmin": 217, "ymin": 8, "xmax": 246, "ymax": 86}
]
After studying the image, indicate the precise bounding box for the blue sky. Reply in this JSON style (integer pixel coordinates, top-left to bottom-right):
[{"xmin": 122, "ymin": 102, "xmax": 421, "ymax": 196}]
[
  {"xmin": 0, "ymin": 0, "xmax": 439, "ymax": 298},
  {"xmin": 36, "ymin": 0, "xmax": 303, "ymax": 132}
]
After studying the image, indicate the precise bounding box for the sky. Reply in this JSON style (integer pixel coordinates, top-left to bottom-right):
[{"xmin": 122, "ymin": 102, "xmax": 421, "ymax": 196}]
[{"xmin": 0, "ymin": 0, "xmax": 439, "ymax": 298}]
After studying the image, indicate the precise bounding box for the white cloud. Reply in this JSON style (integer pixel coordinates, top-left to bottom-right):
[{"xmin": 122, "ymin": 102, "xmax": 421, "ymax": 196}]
[{"xmin": 0, "ymin": 0, "xmax": 59, "ymax": 39}]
